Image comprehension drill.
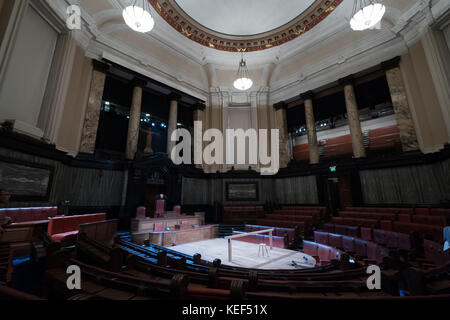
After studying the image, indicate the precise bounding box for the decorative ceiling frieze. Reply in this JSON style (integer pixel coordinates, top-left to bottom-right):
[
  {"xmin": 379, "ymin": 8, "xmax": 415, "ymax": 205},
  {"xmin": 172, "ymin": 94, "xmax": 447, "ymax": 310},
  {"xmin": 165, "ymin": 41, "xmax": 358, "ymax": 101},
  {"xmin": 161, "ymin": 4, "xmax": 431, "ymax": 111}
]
[{"xmin": 149, "ymin": 0, "xmax": 343, "ymax": 52}]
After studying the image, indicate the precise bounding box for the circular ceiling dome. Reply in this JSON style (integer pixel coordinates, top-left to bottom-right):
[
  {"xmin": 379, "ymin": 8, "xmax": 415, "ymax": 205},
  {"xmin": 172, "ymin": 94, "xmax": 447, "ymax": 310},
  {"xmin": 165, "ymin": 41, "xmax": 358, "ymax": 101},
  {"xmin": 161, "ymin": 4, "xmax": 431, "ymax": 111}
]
[
  {"xmin": 149, "ymin": 0, "xmax": 343, "ymax": 52},
  {"xmin": 174, "ymin": 0, "xmax": 316, "ymax": 36}
]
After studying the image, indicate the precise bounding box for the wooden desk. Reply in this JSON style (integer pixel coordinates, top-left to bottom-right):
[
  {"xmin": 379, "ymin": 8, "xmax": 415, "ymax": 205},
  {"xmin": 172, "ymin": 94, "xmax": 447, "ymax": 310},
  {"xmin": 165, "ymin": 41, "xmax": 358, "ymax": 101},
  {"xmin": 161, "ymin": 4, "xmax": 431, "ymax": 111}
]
[
  {"xmin": 132, "ymin": 224, "xmax": 219, "ymax": 247},
  {"xmin": 130, "ymin": 216, "xmax": 201, "ymax": 232}
]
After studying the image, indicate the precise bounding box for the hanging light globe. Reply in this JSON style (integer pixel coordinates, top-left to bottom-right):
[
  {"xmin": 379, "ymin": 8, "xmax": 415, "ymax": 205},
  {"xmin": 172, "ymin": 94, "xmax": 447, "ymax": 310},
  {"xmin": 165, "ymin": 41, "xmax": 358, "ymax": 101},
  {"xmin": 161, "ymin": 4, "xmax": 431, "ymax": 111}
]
[
  {"xmin": 350, "ymin": 1, "xmax": 386, "ymax": 31},
  {"xmin": 233, "ymin": 56, "xmax": 253, "ymax": 91},
  {"xmin": 123, "ymin": 0, "xmax": 155, "ymax": 33}
]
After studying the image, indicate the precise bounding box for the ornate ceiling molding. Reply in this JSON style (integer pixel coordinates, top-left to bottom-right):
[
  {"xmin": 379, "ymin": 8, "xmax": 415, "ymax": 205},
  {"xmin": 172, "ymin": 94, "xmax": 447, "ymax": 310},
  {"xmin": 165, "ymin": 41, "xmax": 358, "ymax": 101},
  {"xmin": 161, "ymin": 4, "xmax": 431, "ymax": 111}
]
[{"xmin": 149, "ymin": 0, "xmax": 343, "ymax": 52}]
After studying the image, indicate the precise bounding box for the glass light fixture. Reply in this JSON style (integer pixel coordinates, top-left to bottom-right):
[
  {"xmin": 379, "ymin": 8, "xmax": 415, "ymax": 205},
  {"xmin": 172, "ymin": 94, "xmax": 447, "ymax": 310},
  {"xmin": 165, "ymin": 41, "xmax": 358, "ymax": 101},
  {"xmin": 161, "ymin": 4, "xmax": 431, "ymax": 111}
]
[
  {"xmin": 350, "ymin": 0, "xmax": 386, "ymax": 31},
  {"xmin": 233, "ymin": 53, "xmax": 253, "ymax": 91},
  {"xmin": 123, "ymin": 0, "xmax": 155, "ymax": 33}
]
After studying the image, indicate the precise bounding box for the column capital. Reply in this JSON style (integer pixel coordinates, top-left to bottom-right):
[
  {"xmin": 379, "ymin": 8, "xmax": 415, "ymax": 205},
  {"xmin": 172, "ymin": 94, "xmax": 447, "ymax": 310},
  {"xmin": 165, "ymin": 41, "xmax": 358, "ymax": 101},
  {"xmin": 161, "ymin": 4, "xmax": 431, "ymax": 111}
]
[
  {"xmin": 169, "ymin": 92, "xmax": 182, "ymax": 102},
  {"xmin": 92, "ymin": 60, "xmax": 110, "ymax": 73},
  {"xmin": 131, "ymin": 77, "xmax": 147, "ymax": 88},
  {"xmin": 193, "ymin": 102, "xmax": 206, "ymax": 111},
  {"xmin": 338, "ymin": 75, "xmax": 355, "ymax": 87},
  {"xmin": 381, "ymin": 56, "xmax": 401, "ymax": 71},
  {"xmin": 273, "ymin": 101, "xmax": 287, "ymax": 111},
  {"xmin": 300, "ymin": 91, "xmax": 315, "ymax": 101}
]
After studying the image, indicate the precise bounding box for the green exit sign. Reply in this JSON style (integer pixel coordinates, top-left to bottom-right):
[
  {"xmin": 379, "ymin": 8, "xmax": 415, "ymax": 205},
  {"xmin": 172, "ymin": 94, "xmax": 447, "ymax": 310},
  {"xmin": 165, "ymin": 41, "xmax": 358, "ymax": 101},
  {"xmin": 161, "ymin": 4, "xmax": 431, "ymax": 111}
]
[{"xmin": 329, "ymin": 166, "xmax": 337, "ymax": 173}]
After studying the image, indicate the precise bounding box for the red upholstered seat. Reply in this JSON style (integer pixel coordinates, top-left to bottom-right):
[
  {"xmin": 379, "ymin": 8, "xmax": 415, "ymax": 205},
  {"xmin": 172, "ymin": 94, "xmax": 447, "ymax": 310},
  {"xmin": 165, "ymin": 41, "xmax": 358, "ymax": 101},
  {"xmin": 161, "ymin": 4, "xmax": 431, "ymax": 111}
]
[
  {"xmin": 354, "ymin": 239, "xmax": 367, "ymax": 257},
  {"xmin": 136, "ymin": 207, "xmax": 146, "ymax": 219},
  {"xmin": 173, "ymin": 206, "xmax": 181, "ymax": 214},
  {"xmin": 366, "ymin": 242, "xmax": 378, "ymax": 263},
  {"xmin": 303, "ymin": 241, "xmax": 318, "ymax": 257},
  {"xmin": 430, "ymin": 208, "xmax": 450, "ymax": 216},
  {"xmin": 154, "ymin": 222, "xmax": 163, "ymax": 232},
  {"xmin": 342, "ymin": 236, "xmax": 355, "ymax": 254},
  {"xmin": 51, "ymin": 231, "xmax": 78, "ymax": 242},
  {"xmin": 373, "ymin": 229, "xmax": 387, "ymax": 245},
  {"xmin": 346, "ymin": 226, "xmax": 359, "ymax": 238},
  {"xmin": 0, "ymin": 207, "xmax": 59, "ymax": 223},
  {"xmin": 376, "ymin": 245, "xmax": 390, "ymax": 264},
  {"xmin": 155, "ymin": 200, "xmax": 165, "ymax": 214},
  {"xmin": 360, "ymin": 227, "xmax": 372, "ymax": 241},
  {"xmin": 314, "ymin": 231, "xmax": 329, "ymax": 245},
  {"xmin": 385, "ymin": 231, "xmax": 399, "ymax": 249},
  {"xmin": 317, "ymin": 244, "xmax": 332, "ymax": 264},
  {"xmin": 412, "ymin": 215, "xmax": 446, "ymax": 226},
  {"xmin": 324, "ymin": 223, "xmax": 335, "ymax": 233},
  {"xmin": 397, "ymin": 214, "xmax": 411, "ymax": 223},
  {"xmin": 328, "ymin": 233, "xmax": 343, "ymax": 249},
  {"xmin": 47, "ymin": 213, "xmax": 106, "ymax": 242},
  {"xmin": 397, "ymin": 233, "xmax": 412, "ymax": 251},
  {"xmin": 334, "ymin": 224, "xmax": 347, "ymax": 236},
  {"xmin": 380, "ymin": 220, "xmax": 393, "ymax": 231},
  {"xmin": 415, "ymin": 208, "xmax": 430, "ymax": 215}
]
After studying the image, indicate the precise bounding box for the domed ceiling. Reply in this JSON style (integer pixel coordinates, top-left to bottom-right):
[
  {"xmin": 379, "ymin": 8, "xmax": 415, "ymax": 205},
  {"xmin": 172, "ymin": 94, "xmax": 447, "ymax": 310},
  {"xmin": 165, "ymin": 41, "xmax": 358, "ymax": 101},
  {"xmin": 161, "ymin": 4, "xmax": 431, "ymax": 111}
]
[{"xmin": 149, "ymin": 0, "xmax": 343, "ymax": 52}]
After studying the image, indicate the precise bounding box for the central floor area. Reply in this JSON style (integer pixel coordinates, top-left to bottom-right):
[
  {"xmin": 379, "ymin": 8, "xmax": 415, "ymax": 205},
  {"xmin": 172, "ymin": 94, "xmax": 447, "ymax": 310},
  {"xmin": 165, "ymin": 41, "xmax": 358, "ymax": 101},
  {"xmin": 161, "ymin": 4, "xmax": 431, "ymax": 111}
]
[{"xmin": 169, "ymin": 238, "xmax": 316, "ymax": 270}]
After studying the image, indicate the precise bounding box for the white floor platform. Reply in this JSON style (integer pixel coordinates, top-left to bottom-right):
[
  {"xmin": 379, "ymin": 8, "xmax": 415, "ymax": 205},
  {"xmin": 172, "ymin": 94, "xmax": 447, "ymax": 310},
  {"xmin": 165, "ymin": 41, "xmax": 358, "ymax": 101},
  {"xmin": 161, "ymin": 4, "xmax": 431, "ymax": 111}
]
[{"xmin": 169, "ymin": 238, "xmax": 316, "ymax": 270}]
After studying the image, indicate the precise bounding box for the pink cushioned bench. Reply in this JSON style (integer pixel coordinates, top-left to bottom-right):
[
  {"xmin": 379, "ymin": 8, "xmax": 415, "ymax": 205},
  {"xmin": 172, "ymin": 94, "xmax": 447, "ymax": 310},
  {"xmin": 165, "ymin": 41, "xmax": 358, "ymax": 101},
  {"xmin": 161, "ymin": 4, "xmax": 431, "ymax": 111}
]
[
  {"xmin": 47, "ymin": 213, "xmax": 107, "ymax": 242},
  {"xmin": 0, "ymin": 207, "xmax": 58, "ymax": 224}
]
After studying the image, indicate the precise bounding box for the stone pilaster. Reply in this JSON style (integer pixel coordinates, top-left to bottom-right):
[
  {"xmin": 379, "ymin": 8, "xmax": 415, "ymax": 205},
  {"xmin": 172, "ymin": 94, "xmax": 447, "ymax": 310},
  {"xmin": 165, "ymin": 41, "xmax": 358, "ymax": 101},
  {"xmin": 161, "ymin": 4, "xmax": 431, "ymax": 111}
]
[
  {"xmin": 382, "ymin": 57, "xmax": 419, "ymax": 151},
  {"xmin": 38, "ymin": 32, "xmax": 77, "ymax": 143},
  {"xmin": 300, "ymin": 91, "xmax": 319, "ymax": 164},
  {"xmin": 273, "ymin": 102, "xmax": 290, "ymax": 168},
  {"xmin": 79, "ymin": 60, "xmax": 108, "ymax": 154},
  {"xmin": 339, "ymin": 76, "xmax": 366, "ymax": 158},
  {"xmin": 126, "ymin": 78, "xmax": 146, "ymax": 160},
  {"xmin": 167, "ymin": 92, "xmax": 181, "ymax": 155}
]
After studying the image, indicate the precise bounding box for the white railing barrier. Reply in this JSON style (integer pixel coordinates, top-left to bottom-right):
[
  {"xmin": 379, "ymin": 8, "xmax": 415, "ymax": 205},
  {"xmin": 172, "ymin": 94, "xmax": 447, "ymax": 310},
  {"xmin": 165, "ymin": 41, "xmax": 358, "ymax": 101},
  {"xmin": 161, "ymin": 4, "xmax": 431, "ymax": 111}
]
[{"xmin": 224, "ymin": 229, "xmax": 274, "ymax": 262}]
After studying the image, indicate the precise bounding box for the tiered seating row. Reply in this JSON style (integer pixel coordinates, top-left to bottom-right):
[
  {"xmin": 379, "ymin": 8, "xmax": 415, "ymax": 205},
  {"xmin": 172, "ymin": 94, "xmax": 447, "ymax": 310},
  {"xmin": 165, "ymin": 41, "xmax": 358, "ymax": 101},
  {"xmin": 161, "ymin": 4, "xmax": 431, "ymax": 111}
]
[
  {"xmin": 222, "ymin": 206, "xmax": 265, "ymax": 223},
  {"xmin": 293, "ymin": 143, "xmax": 309, "ymax": 161},
  {"xmin": 345, "ymin": 207, "xmax": 450, "ymax": 217},
  {"xmin": 281, "ymin": 206, "xmax": 327, "ymax": 217},
  {"xmin": 324, "ymin": 224, "xmax": 413, "ymax": 250},
  {"xmin": 322, "ymin": 135, "xmax": 353, "ymax": 158},
  {"xmin": 303, "ymin": 241, "xmax": 342, "ymax": 266},
  {"xmin": 319, "ymin": 226, "xmax": 450, "ymax": 267},
  {"xmin": 314, "ymin": 233, "xmax": 389, "ymax": 265},
  {"xmin": 368, "ymin": 125, "xmax": 401, "ymax": 150}
]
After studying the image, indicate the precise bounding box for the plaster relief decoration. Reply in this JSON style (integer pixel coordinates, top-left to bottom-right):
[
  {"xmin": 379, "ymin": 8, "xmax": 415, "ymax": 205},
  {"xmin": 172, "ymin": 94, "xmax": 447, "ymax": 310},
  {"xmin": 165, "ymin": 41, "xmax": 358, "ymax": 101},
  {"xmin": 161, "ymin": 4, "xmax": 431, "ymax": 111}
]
[{"xmin": 149, "ymin": 0, "xmax": 343, "ymax": 52}]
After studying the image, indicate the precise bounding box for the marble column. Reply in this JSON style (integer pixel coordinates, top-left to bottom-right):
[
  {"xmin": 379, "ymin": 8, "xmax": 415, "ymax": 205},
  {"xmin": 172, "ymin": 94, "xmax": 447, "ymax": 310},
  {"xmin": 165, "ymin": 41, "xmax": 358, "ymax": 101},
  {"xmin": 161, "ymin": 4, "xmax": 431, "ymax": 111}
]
[
  {"xmin": 300, "ymin": 91, "xmax": 319, "ymax": 164},
  {"xmin": 193, "ymin": 102, "xmax": 206, "ymax": 168},
  {"xmin": 79, "ymin": 61, "xmax": 109, "ymax": 154},
  {"xmin": 167, "ymin": 93, "xmax": 181, "ymax": 155},
  {"xmin": 339, "ymin": 76, "xmax": 366, "ymax": 158},
  {"xmin": 273, "ymin": 102, "xmax": 290, "ymax": 168},
  {"xmin": 143, "ymin": 128, "xmax": 153, "ymax": 154},
  {"xmin": 381, "ymin": 57, "xmax": 419, "ymax": 151},
  {"xmin": 126, "ymin": 78, "xmax": 147, "ymax": 160}
]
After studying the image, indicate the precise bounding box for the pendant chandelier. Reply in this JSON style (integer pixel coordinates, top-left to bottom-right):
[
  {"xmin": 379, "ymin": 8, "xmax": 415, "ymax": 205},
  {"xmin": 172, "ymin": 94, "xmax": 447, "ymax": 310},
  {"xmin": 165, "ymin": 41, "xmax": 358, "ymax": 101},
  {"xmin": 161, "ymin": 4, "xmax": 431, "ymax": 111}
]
[
  {"xmin": 123, "ymin": 0, "xmax": 155, "ymax": 33},
  {"xmin": 233, "ymin": 53, "xmax": 253, "ymax": 91},
  {"xmin": 350, "ymin": 0, "xmax": 386, "ymax": 31}
]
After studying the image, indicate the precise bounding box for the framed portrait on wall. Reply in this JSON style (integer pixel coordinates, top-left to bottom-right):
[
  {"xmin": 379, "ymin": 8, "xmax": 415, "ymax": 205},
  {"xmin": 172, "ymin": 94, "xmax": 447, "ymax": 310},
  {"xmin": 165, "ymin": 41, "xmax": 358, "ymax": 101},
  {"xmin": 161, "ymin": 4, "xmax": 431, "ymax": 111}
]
[
  {"xmin": 0, "ymin": 156, "xmax": 54, "ymax": 201},
  {"xmin": 226, "ymin": 182, "xmax": 259, "ymax": 201}
]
